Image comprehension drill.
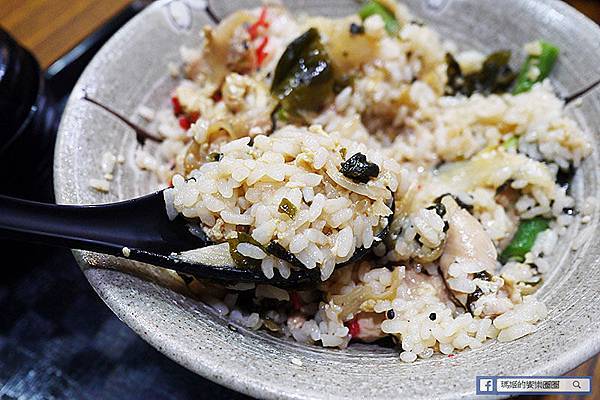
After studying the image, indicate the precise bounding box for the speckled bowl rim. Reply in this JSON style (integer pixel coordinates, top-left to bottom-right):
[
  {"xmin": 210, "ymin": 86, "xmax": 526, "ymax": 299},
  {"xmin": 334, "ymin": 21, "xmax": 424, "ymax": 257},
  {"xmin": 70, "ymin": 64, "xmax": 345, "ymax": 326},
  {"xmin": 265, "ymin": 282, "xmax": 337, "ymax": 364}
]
[{"xmin": 54, "ymin": 0, "xmax": 600, "ymax": 399}]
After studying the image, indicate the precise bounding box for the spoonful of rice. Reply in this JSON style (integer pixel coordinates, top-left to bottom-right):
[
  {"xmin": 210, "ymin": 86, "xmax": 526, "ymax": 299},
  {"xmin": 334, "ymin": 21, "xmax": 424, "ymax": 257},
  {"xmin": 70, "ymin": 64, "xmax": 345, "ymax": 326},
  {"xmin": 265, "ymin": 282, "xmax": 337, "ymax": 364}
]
[{"xmin": 0, "ymin": 187, "xmax": 393, "ymax": 288}]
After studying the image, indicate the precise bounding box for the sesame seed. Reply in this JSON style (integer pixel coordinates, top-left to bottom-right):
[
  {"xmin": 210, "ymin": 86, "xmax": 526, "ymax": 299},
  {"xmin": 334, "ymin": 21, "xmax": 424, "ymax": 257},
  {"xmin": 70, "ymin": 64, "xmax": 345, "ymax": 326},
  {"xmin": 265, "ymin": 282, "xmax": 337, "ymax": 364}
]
[{"xmin": 291, "ymin": 357, "xmax": 303, "ymax": 366}]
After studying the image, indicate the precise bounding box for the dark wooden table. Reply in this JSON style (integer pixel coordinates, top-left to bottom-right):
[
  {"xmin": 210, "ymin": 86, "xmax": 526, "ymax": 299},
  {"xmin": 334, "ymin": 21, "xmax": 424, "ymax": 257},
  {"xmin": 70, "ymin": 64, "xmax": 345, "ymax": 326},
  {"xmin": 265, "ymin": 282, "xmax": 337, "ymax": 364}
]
[{"xmin": 2, "ymin": 1, "xmax": 599, "ymax": 399}]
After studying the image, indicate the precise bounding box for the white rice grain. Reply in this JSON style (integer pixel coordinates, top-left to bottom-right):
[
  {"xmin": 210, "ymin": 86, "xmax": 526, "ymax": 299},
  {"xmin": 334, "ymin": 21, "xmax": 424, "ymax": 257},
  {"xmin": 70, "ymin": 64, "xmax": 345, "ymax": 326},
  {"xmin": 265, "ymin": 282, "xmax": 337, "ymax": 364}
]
[{"xmin": 237, "ymin": 243, "xmax": 266, "ymax": 259}]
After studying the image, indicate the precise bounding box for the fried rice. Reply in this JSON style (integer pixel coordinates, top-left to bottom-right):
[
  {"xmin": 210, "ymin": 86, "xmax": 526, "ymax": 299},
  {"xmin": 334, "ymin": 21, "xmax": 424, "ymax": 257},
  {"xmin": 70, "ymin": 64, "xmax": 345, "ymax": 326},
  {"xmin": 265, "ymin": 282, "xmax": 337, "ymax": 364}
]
[{"xmin": 95, "ymin": 1, "xmax": 596, "ymax": 361}]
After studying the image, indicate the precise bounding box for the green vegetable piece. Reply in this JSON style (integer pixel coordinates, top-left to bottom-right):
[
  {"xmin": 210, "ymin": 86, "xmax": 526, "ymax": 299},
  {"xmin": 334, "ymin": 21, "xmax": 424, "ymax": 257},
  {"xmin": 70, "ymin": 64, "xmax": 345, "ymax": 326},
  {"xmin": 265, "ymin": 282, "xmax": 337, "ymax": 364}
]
[
  {"xmin": 477, "ymin": 51, "xmax": 517, "ymax": 94},
  {"xmin": 445, "ymin": 51, "xmax": 517, "ymax": 96},
  {"xmin": 271, "ymin": 28, "xmax": 334, "ymax": 116},
  {"xmin": 227, "ymin": 233, "xmax": 264, "ymax": 268},
  {"xmin": 270, "ymin": 105, "xmax": 289, "ymax": 131},
  {"xmin": 499, "ymin": 217, "xmax": 550, "ymax": 263},
  {"xmin": 339, "ymin": 147, "xmax": 347, "ymax": 159},
  {"xmin": 206, "ymin": 152, "xmax": 223, "ymax": 162},
  {"xmin": 503, "ymin": 136, "xmax": 519, "ymax": 150},
  {"xmin": 513, "ymin": 41, "xmax": 559, "ymax": 95},
  {"xmin": 358, "ymin": 0, "xmax": 399, "ymax": 36},
  {"xmin": 275, "ymin": 107, "xmax": 288, "ymax": 121},
  {"xmin": 340, "ymin": 152, "xmax": 380, "ymax": 183},
  {"xmin": 278, "ymin": 198, "xmax": 297, "ymax": 219},
  {"xmin": 266, "ymin": 241, "xmax": 305, "ymax": 269}
]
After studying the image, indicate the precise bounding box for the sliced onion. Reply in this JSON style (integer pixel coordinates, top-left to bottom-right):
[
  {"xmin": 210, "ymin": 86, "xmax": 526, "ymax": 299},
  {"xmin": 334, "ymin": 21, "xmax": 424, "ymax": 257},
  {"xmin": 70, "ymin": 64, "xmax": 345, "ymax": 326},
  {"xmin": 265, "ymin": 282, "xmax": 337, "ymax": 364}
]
[
  {"xmin": 325, "ymin": 161, "xmax": 390, "ymax": 201},
  {"xmin": 329, "ymin": 268, "xmax": 403, "ymax": 319},
  {"xmin": 177, "ymin": 242, "xmax": 235, "ymax": 267},
  {"xmin": 163, "ymin": 188, "xmax": 178, "ymax": 221}
]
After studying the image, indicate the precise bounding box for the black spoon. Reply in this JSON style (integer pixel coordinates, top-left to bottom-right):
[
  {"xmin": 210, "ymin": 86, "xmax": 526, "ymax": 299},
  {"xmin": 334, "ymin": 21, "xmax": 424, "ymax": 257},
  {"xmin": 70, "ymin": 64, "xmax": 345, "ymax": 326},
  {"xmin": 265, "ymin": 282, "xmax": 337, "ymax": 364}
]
[{"xmin": 0, "ymin": 191, "xmax": 392, "ymax": 287}]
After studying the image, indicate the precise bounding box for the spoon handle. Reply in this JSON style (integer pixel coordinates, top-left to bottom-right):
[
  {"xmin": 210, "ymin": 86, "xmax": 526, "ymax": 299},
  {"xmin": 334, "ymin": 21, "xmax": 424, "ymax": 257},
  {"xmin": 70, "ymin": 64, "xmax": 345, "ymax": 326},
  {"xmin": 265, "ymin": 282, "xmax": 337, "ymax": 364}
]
[
  {"xmin": 0, "ymin": 194, "xmax": 130, "ymax": 256},
  {"xmin": 0, "ymin": 192, "xmax": 204, "ymax": 255}
]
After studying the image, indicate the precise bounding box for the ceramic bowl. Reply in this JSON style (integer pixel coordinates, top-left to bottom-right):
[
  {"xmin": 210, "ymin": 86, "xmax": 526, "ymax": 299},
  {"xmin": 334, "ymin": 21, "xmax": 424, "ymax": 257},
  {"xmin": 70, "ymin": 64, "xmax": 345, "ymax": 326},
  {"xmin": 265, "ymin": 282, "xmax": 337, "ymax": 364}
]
[{"xmin": 54, "ymin": 1, "xmax": 600, "ymax": 398}]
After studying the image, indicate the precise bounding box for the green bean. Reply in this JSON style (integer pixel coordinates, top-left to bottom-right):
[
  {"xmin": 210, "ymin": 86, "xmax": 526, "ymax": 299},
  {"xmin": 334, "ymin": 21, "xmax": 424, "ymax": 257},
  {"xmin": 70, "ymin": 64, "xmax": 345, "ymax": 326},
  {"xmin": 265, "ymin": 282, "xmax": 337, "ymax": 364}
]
[
  {"xmin": 359, "ymin": 1, "xmax": 399, "ymax": 36},
  {"xmin": 513, "ymin": 41, "xmax": 559, "ymax": 94},
  {"xmin": 499, "ymin": 217, "xmax": 550, "ymax": 263}
]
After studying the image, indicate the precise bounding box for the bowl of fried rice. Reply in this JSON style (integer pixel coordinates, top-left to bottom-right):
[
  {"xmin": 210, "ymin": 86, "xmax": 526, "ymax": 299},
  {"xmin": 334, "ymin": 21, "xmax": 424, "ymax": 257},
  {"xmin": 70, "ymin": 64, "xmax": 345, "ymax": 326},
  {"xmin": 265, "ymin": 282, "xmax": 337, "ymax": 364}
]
[{"xmin": 55, "ymin": 0, "xmax": 600, "ymax": 398}]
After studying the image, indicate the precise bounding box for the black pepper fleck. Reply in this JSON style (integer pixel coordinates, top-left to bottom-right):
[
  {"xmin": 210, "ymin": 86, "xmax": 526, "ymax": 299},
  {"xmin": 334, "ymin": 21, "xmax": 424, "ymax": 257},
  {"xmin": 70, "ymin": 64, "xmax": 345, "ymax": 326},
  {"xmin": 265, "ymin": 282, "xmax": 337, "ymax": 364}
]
[
  {"xmin": 429, "ymin": 312, "xmax": 437, "ymax": 321},
  {"xmin": 386, "ymin": 309, "xmax": 396, "ymax": 319},
  {"xmin": 349, "ymin": 22, "xmax": 365, "ymax": 35}
]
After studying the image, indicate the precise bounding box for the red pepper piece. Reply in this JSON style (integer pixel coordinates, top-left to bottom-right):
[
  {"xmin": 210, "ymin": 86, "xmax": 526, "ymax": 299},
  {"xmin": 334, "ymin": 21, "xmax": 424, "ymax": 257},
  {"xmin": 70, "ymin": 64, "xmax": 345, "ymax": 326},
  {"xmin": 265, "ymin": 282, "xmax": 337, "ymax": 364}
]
[
  {"xmin": 211, "ymin": 91, "xmax": 222, "ymax": 102},
  {"xmin": 347, "ymin": 318, "xmax": 360, "ymax": 338},
  {"xmin": 248, "ymin": 7, "xmax": 269, "ymax": 40},
  {"xmin": 256, "ymin": 36, "xmax": 269, "ymax": 67},
  {"xmin": 171, "ymin": 96, "xmax": 182, "ymax": 115},
  {"xmin": 178, "ymin": 116, "xmax": 191, "ymax": 130},
  {"xmin": 189, "ymin": 111, "xmax": 200, "ymax": 123}
]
